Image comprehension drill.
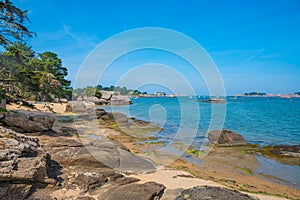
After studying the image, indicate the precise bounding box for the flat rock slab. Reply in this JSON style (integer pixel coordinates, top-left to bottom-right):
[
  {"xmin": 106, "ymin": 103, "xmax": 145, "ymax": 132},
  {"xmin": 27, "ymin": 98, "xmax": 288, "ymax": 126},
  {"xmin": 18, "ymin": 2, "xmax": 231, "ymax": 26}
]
[
  {"xmin": 102, "ymin": 182, "xmax": 165, "ymax": 200},
  {"xmin": 117, "ymin": 147, "xmax": 156, "ymax": 173},
  {"xmin": 175, "ymin": 186, "xmax": 258, "ymax": 200},
  {"xmin": 39, "ymin": 136, "xmax": 156, "ymax": 174}
]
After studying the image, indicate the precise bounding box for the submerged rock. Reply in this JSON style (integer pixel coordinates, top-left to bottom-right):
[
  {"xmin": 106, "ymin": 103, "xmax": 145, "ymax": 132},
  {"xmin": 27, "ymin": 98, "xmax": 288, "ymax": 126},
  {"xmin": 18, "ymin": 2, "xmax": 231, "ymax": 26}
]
[
  {"xmin": 175, "ymin": 186, "xmax": 257, "ymax": 200},
  {"xmin": 2, "ymin": 111, "xmax": 55, "ymax": 132},
  {"xmin": 208, "ymin": 129, "xmax": 247, "ymax": 146}
]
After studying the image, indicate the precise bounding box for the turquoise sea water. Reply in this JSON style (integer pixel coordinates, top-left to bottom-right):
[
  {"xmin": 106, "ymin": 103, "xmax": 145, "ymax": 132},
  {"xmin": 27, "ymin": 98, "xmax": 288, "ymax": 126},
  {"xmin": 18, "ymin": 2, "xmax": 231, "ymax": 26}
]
[
  {"xmin": 101, "ymin": 96, "xmax": 300, "ymax": 187},
  {"xmin": 103, "ymin": 96, "xmax": 300, "ymax": 146}
]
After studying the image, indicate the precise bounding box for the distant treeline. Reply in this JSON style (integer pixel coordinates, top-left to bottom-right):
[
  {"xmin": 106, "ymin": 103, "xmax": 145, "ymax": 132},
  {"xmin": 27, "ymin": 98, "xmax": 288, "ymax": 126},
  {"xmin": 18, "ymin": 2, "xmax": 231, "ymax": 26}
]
[
  {"xmin": 295, "ymin": 92, "xmax": 300, "ymax": 95},
  {"xmin": 244, "ymin": 92, "xmax": 266, "ymax": 96},
  {"xmin": 73, "ymin": 85, "xmax": 147, "ymax": 98}
]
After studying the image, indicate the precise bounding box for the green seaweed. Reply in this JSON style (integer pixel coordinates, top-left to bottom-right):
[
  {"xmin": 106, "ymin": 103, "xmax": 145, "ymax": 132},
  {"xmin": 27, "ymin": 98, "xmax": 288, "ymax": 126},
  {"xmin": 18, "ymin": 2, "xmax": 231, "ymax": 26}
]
[
  {"xmin": 144, "ymin": 141, "xmax": 164, "ymax": 145},
  {"xmin": 185, "ymin": 149, "xmax": 203, "ymax": 157},
  {"xmin": 240, "ymin": 167, "xmax": 254, "ymax": 175},
  {"xmin": 187, "ymin": 169, "xmax": 197, "ymax": 177},
  {"xmin": 183, "ymin": 193, "xmax": 191, "ymax": 200}
]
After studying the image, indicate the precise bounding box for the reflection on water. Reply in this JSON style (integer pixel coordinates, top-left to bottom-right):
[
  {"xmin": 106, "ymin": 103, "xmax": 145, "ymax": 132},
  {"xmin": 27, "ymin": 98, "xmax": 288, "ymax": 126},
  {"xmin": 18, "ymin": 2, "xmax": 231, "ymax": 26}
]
[{"xmin": 255, "ymin": 156, "xmax": 300, "ymax": 189}]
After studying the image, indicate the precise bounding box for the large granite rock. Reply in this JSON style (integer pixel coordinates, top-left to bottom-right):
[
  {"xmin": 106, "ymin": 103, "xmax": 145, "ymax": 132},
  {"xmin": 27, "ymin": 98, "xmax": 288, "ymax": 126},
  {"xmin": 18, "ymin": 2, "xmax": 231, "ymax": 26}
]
[
  {"xmin": 75, "ymin": 92, "xmax": 132, "ymax": 105},
  {"xmin": 40, "ymin": 136, "xmax": 156, "ymax": 174},
  {"xmin": 65, "ymin": 101, "xmax": 95, "ymax": 113},
  {"xmin": 175, "ymin": 186, "xmax": 257, "ymax": 200},
  {"xmin": 102, "ymin": 182, "xmax": 166, "ymax": 200},
  {"xmin": 2, "ymin": 111, "xmax": 55, "ymax": 132},
  {"xmin": 53, "ymin": 98, "xmax": 68, "ymax": 103},
  {"xmin": 208, "ymin": 129, "xmax": 247, "ymax": 146},
  {"xmin": 0, "ymin": 126, "xmax": 56, "ymax": 200},
  {"xmin": 110, "ymin": 96, "xmax": 133, "ymax": 105},
  {"xmin": 72, "ymin": 171, "xmax": 123, "ymax": 193},
  {"xmin": 101, "ymin": 112, "xmax": 128, "ymax": 123},
  {"xmin": 83, "ymin": 97, "xmax": 107, "ymax": 105},
  {"xmin": 29, "ymin": 134, "xmax": 160, "ymax": 199}
]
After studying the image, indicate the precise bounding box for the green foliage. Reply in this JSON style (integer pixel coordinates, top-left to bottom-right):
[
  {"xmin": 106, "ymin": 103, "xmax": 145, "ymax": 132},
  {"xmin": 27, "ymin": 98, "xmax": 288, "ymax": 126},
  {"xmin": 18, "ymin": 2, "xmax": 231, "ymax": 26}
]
[
  {"xmin": 0, "ymin": 106, "xmax": 7, "ymax": 112},
  {"xmin": 0, "ymin": 42, "xmax": 71, "ymax": 103},
  {"xmin": 74, "ymin": 85, "xmax": 142, "ymax": 97},
  {"xmin": 80, "ymin": 86, "xmax": 102, "ymax": 98},
  {"xmin": 38, "ymin": 51, "xmax": 71, "ymax": 99},
  {"xmin": 132, "ymin": 90, "xmax": 141, "ymax": 96},
  {"xmin": 0, "ymin": 1, "xmax": 72, "ymax": 109},
  {"xmin": 0, "ymin": 0, "xmax": 36, "ymax": 46},
  {"xmin": 0, "ymin": 86, "xmax": 5, "ymax": 99}
]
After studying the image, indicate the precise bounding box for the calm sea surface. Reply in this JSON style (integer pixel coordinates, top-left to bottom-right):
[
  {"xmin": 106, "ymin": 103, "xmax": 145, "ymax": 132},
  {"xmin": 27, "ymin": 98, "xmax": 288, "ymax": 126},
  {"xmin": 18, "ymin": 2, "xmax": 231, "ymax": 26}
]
[
  {"xmin": 103, "ymin": 96, "xmax": 300, "ymax": 146},
  {"xmin": 101, "ymin": 96, "xmax": 300, "ymax": 186}
]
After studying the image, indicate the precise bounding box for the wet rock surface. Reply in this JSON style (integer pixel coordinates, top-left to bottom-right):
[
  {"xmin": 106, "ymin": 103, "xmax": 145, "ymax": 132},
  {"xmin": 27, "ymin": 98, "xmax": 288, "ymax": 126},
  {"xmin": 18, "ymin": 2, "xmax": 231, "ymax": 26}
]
[
  {"xmin": 262, "ymin": 145, "xmax": 300, "ymax": 157},
  {"xmin": 208, "ymin": 129, "xmax": 248, "ymax": 146},
  {"xmin": 259, "ymin": 144, "xmax": 300, "ymax": 166},
  {"xmin": 175, "ymin": 186, "xmax": 258, "ymax": 200}
]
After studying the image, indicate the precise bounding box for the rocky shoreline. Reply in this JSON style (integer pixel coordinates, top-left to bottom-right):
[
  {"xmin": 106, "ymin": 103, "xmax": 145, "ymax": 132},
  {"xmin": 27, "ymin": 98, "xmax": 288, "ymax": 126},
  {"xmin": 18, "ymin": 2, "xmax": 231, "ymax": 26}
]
[{"xmin": 0, "ymin": 102, "xmax": 299, "ymax": 199}]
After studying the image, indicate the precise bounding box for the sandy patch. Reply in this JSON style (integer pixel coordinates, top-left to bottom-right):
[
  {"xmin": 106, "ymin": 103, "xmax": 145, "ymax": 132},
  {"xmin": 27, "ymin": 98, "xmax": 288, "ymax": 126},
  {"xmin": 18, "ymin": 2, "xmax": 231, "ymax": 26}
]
[
  {"xmin": 7, "ymin": 102, "xmax": 67, "ymax": 114},
  {"xmin": 129, "ymin": 168, "xmax": 288, "ymax": 200}
]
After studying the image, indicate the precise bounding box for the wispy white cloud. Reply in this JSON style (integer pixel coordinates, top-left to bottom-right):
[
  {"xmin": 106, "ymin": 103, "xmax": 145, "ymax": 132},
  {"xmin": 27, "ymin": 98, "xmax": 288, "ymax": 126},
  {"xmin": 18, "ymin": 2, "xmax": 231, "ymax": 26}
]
[
  {"xmin": 259, "ymin": 53, "xmax": 282, "ymax": 59},
  {"xmin": 210, "ymin": 48, "xmax": 286, "ymax": 63},
  {"xmin": 243, "ymin": 48, "xmax": 265, "ymax": 62},
  {"xmin": 62, "ymin": 23, "xmax": 80, "ymax": 42},
  {"xmin": 211, "ymin": 49, "xmax": 265, "ymax": 56}
]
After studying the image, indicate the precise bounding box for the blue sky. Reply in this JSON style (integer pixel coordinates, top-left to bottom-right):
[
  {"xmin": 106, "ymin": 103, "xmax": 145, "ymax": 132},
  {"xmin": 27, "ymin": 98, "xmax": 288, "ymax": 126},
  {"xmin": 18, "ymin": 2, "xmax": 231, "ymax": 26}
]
[{"xmin": 15, "ymin": 0, "xmax": 300, "ymax": 95}]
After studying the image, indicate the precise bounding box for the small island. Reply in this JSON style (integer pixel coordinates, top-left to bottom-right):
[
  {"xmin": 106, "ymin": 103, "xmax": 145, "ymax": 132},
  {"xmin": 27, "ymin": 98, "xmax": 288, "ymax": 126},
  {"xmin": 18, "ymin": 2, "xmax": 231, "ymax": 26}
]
[
  {"xmin": 197, "ymin": 97, "xmax": 226, "ymax": 104},
  {"xmin": 235, "ymin": 91, "xmax": 300, "ymax": 98}
]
